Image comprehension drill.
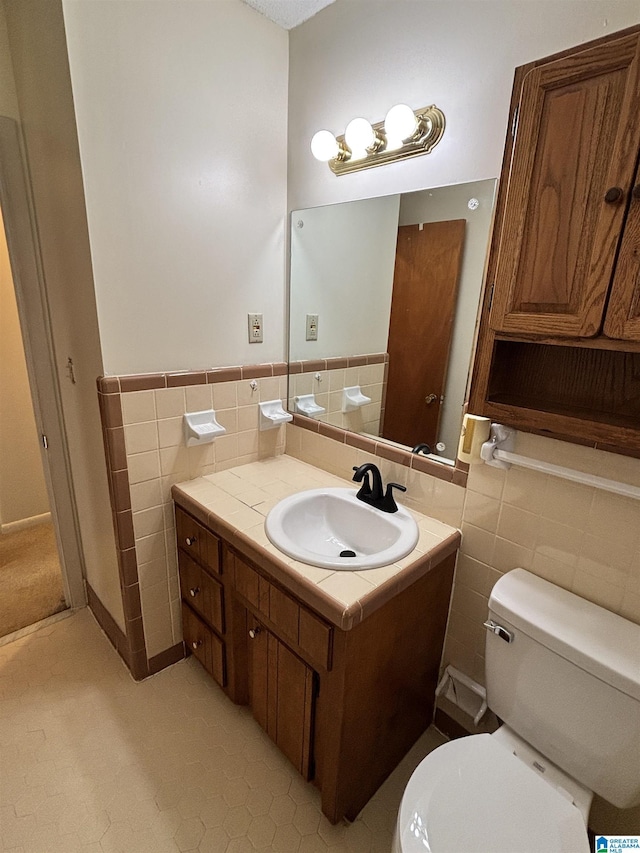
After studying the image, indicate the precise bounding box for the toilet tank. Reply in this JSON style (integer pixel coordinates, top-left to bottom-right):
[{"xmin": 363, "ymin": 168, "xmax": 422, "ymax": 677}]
[{"xmin": 486, "ymin": 569, "xmax": 640, "ymax": 809}]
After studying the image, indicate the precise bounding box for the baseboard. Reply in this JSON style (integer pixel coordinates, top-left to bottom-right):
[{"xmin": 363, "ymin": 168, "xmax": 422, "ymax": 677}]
[
  {"xmin": 86, "ymin": 582, "xmax": 131, "ymax": 668},
  {"xmin": 148, "ymin": 642, "xmax": 185, "ymax": 675},
  {"xmin": 1, "ymin": 511, "xmax": 52, "ymax": 534}
]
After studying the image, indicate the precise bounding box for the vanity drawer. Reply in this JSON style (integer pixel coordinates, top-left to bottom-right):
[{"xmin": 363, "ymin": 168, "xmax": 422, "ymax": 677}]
[
  {"xmin": 176, "ymin": 507, "xmax": 221, "ymax": 575},
  {"xmin": 231, "ymin": 551, "xmax": 333, "ymax": 671},
  {"xmin": 176, "ymin": 507, "xmax": 204, "ymax": 562},
  {"xmin": 179, "ymin": 551, "xmax": 224, "ymax": 634},
  {"xmin": 182, "ymin": 603, "xmax": 226, "ymax": 688}
]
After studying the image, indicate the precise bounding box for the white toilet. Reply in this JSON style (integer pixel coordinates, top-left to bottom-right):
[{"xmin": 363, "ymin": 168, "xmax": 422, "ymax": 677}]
[{"xmin": 394, "ymin": 568, "xmax": 640, "ymax": 853}]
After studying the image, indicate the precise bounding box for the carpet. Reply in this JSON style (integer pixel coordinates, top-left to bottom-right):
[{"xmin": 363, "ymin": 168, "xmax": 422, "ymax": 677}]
[{"xmin": 0, "ymin": 522, "xmax": 67, "ymax": 637}]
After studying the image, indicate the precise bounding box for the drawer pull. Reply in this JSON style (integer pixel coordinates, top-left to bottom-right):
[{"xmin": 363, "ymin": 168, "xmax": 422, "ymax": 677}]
[
  {"xmin": 189, "ymin": 587, "xmax": 200, "ymax": 598},
  {"xmin": 248, "ymin": 626, "xmax": 261, "ymax": 639},
  {"xmin": 185, "ymin": 536, "xmax": 197, "ymax": 546},
  {"xmin": 604, "ymin": 186, "xmax": 623, "ymax": 204},
  {"xmin": 191, "ymin": 639, "xmax": 203, "ymax": 650}
]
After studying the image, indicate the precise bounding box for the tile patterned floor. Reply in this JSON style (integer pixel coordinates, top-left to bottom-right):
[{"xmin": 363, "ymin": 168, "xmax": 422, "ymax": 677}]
[{"xmin": 0, "ymin": 609, "xmax": 446, "ymax": 852}]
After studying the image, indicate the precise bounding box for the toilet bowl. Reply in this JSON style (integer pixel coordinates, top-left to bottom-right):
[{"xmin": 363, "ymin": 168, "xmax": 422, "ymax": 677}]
[
  {"xmin": 393, "ymin": 569, "xmax": 640, "ymax": 853},
  {"xmin": 393, "ymin": 732, "xmax": 589, "ymax": 853}
]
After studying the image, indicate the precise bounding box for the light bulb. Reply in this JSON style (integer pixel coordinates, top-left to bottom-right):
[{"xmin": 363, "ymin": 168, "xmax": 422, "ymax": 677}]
[
  {"xmin": 344, "ymin": 117, "xmax": 375, "ymax": 158},
  {"xmin": 384, "ymin": 104, "xmax": 419, "ymax": 148},
  {"xmin": 311, "ymin": 130, "xmax": 339, "ymax": 162}
]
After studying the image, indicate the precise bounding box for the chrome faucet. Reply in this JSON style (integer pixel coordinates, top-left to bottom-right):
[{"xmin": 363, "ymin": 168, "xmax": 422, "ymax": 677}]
[{"xmin": 352, "ymin": 463, "xmax": 407, "ymax": 514}]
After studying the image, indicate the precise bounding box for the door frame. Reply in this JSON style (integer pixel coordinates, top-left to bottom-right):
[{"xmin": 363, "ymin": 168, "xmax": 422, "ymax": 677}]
[{"xmin": 0, "ymin": 116, "xmax": 85, "ymax": 610}]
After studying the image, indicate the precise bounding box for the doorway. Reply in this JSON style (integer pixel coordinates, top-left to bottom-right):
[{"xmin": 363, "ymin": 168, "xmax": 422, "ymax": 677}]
[
  {"xmin": 0, "ymin": 210, "xmax": 66, "ymax": 636},
  {"xmin": 0, "ymin": 117, "xmax": 85, "ymax": 634}
]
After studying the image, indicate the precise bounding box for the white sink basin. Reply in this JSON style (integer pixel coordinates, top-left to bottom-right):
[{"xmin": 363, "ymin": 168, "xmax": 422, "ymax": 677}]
[{"xmin": 264, "ymin": 487, "xmax": 419, "ymax": 570}]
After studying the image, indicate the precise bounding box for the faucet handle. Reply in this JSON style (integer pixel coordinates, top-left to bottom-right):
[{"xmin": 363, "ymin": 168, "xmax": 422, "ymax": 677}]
[
  {"xmin": 382, "ymin": 482, "xmax": 406, "ymax": 513},
  {"xmin": 386, "ymin": 482, "xmax": 406, "ymax": 494}
]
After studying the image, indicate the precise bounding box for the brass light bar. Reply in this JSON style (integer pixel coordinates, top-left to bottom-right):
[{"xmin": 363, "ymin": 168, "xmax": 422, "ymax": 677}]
[{"xmin": 315, "ymin": 105, "xmax": 445, "ymax": 176}]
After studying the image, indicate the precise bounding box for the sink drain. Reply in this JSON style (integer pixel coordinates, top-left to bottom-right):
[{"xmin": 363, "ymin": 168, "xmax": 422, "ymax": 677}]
[{"xmin": 339, "ymin": 550, "xmax": 356, "ymax": 558}]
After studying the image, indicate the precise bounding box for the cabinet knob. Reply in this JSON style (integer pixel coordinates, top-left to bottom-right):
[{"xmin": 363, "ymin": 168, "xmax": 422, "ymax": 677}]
[
  {"xmin": 189, "ymin": 587, "xmax": 200, "ymax": 598},
  {"xmin": 191, "ymin": 639, "xmax": 202, "ymax": 650},
  {"xmin": 248, "ymin": 626, "xmax": 261, "ymax": 639},
  {"xmin": 185, "ymin": 536, "xmax": 197, "ymax": 546},
  {"xmin": 632, "ymin": 185, "xmax": 640, "ymax": 201},
  {"xmin": 604, "ymin": 186, "xmax": 624, "ymax": 204}
]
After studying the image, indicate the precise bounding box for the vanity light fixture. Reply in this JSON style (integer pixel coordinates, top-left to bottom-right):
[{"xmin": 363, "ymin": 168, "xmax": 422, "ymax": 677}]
[{"xmin": 310, "ymin": 103, "xmax": 445, "ymax": 175}]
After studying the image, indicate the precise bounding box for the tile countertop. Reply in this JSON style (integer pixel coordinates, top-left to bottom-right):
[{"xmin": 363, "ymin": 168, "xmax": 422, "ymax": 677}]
[{"xmin": 172, "ymin": 456, "xmax": 461, "ymax": 631}]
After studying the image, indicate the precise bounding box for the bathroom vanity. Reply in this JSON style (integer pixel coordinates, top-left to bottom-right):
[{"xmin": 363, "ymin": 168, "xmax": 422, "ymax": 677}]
[{"xmin": 172, "ymin": 457, "xmax": 459, "ymax": 823}]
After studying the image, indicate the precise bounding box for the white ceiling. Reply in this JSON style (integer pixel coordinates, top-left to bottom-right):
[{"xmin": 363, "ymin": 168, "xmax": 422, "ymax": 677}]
[{"xmin": 241, "ymin": 0, "xmax": 336, "ymax": 30}]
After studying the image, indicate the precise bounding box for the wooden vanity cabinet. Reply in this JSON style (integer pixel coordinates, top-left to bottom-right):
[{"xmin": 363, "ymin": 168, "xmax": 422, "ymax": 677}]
[
  {"xmin": 470, "ymin": 25, "xmax": 640, "ymax": 454},
  {"xmin": 175, "ymin": 503, "xmax": 455, "ymax": 824}
]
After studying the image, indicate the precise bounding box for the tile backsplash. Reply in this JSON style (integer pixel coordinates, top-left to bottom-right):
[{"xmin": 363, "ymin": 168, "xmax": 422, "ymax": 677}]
[
  {"xmin": 288, "ymin": 353, "xmax": 387, "ymax": 436},
  {"xmin": 287, "ymin": 423, "xmax": 640, "ymax": 687}
]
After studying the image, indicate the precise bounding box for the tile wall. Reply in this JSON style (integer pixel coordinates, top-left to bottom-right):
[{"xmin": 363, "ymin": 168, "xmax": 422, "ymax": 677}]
[
  {"xmin": 97, "ymin": 364, "xmax": 288, "ymax": 676},
  {"xmin": 288, "ymin": 354, "xmax": 387, "ymax": 436},
  {"xmin": 99, "ymin": 365, "xmax": 640, "ymax": 691},
  {"xmin": 287, "ymin": 421, "xmax": 640, "ymax": 688}
]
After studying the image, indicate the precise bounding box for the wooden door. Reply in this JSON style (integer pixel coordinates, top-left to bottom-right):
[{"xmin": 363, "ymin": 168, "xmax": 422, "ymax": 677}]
[
  {"xmin": 248, "ymin": 622, "xmax": 315, "ymax": 779},
  {"xmin": 490, "ymin": 32, "xmax": 640, "ymax": 337},
  {"xmin": 382, "ymin": 220, "xmax": 465, "ymax": 449},
  {"xmin": 604, "ymin": 163, "xmax": 640, "ymax": 341}
]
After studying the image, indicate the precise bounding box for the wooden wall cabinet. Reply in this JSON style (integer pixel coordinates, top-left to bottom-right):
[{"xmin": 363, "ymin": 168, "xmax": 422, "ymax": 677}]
[
  {"xmin": 470, "ymin": 25, "xmax": 640, "ymax": 454},
  {"xmin": 175, "ymin": 504, "xmax": 455, "ymax": 824}
]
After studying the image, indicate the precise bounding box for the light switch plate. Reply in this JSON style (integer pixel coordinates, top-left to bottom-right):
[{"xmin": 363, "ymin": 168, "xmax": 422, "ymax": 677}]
[
  {"xmin": 306, "ymin": 313, "xmax": 319, "ymax": 341},
  {"xmin": 248, "ymin": 313, "xmax": 263, "ymax": 343}
]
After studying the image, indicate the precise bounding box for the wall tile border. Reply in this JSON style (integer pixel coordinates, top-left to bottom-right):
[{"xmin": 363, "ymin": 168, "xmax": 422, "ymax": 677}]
[
  {"xmin": 290, "ymin": 412, "xmax": 468, "ymax": 485},
  {"xmin": 288, "ymin": 353, "xmax": 388, "ymax": 374},
  {"xmin": 95, "ymin": 362, "xmax": 287, "ymax": 679}
]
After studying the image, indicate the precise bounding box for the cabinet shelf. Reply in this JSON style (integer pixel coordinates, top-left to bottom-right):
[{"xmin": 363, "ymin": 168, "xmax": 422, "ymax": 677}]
[{"xmin": 487, "ymin": 340, "xmax": 640, "ymax": 438}]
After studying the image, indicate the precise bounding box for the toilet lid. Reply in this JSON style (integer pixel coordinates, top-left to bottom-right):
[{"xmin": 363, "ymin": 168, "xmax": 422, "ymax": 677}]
[{"xmin": 397, "ymin": 734, "xmax": 589, "ymax": 853}]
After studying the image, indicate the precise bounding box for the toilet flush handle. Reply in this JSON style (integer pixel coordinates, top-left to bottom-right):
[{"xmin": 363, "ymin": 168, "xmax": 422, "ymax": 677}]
[{"xmin": 484, "ymin": 620, "xmax": 514, "ymax": 643}]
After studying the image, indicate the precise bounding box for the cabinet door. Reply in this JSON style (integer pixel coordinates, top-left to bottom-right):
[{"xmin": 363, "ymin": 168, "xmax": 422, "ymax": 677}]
[
  {"xmin": 604, "ymin": 165, "xmax": 640, "ymax": 340},
  {"xmin": 247, "ymin": 622, "xmax": 315, "ymax": 779},
  {"xmin": 490, "ymin": 32, "xmax": 640, "ymax": 337}
]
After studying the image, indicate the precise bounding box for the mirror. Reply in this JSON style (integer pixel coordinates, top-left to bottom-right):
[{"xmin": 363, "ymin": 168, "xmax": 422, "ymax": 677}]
[{"xmin": 288, "ymin": 179, "xmax": 496, "ymax": 465}]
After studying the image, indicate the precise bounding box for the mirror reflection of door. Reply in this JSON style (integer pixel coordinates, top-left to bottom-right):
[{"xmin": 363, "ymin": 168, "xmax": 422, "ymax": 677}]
[{"xmin": 382, "ymin": 220, "xmax": 466, "ymax": 449}]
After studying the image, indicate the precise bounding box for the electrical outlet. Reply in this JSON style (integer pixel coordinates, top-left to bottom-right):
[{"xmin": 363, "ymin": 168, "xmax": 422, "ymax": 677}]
[
  {"xmin": 248, "ymin": 313, "xmax": 263, "ymax": 343},
  {"xmin": 306, "ymin": 313, "xmax": 319, "ymax": 341}
]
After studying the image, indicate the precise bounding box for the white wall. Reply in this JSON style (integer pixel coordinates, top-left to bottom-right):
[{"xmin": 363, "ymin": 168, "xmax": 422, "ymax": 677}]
[
  {"xmin": 63, "ymin": 0, "xmax": 289, "ymax": 376},
  {"xmin": 288, "ymin": 0, "xmax": 640, "ymax": 211},
  {"xmin": 289, "ymin": 194, "xmax": 399, "ymax": 360}
]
